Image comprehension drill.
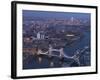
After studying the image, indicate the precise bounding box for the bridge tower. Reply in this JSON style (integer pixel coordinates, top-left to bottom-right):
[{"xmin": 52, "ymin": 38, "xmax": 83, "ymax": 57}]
[
  {"xmin": 48, "ymin": 45, "xmax": 53, "ymax": 57},
  {"xmin": 59, "ymin": 48, "xmax": 64, "ymax": 58}
]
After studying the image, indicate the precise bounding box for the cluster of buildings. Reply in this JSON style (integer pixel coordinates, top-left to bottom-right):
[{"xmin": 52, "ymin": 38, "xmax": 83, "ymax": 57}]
[
  {"xmin": 23, "ymin": 17, "xmax": 86, "ymax": 38},
  {"xmin": 23, "ymin": 17, "xmax": 88, "ymax": 54},
  {"xmin": 23, "ymin": 17, "xmax": 91, "ymax": 68},
  {"xmin": 27, "ymin": 17, "xmax": 89, "ymax": 27}
]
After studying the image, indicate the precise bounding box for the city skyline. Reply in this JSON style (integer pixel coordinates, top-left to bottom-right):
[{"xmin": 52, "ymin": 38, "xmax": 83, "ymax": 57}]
[
  {"xmin": 23, "ymin": 10, "xmax": 91, "ymax": 69},
  {"xmin": 23, "ymin": 10, "xmax": 91, "ymax": 20}
]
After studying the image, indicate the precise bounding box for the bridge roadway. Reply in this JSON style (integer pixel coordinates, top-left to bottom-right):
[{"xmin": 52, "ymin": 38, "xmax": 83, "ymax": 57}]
[{"xmin": 37, "ymin": 45, "xmax": 89, "ymax": 66}]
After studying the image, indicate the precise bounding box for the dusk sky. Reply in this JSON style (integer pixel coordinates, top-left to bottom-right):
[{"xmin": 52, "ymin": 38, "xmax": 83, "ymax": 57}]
[{"xmin": 23, "ymin": 10, "xmax": 91, "ymax": 20}]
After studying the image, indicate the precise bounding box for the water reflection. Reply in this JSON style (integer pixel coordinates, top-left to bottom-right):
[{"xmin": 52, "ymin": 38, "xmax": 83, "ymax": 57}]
[{"xmin": 23, "ymin": 27, "xmax": 91, "ymax": 69}]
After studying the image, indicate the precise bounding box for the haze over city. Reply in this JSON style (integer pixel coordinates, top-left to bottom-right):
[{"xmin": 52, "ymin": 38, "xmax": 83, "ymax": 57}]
[{"xmin": 23, "ymin": 10, "xmax": 91, "ymax": 69}]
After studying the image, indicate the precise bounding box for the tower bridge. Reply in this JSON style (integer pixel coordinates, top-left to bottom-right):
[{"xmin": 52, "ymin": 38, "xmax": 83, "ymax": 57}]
[{"xmin": 36, "ymin": 45, "xmax": 89, "ymax": 66}]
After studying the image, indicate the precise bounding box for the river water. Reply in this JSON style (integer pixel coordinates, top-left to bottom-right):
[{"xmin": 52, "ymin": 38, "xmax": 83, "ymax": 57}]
[{"xmin": 23, "ymin": 29, "xmax": 91, "ymax": 69}]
